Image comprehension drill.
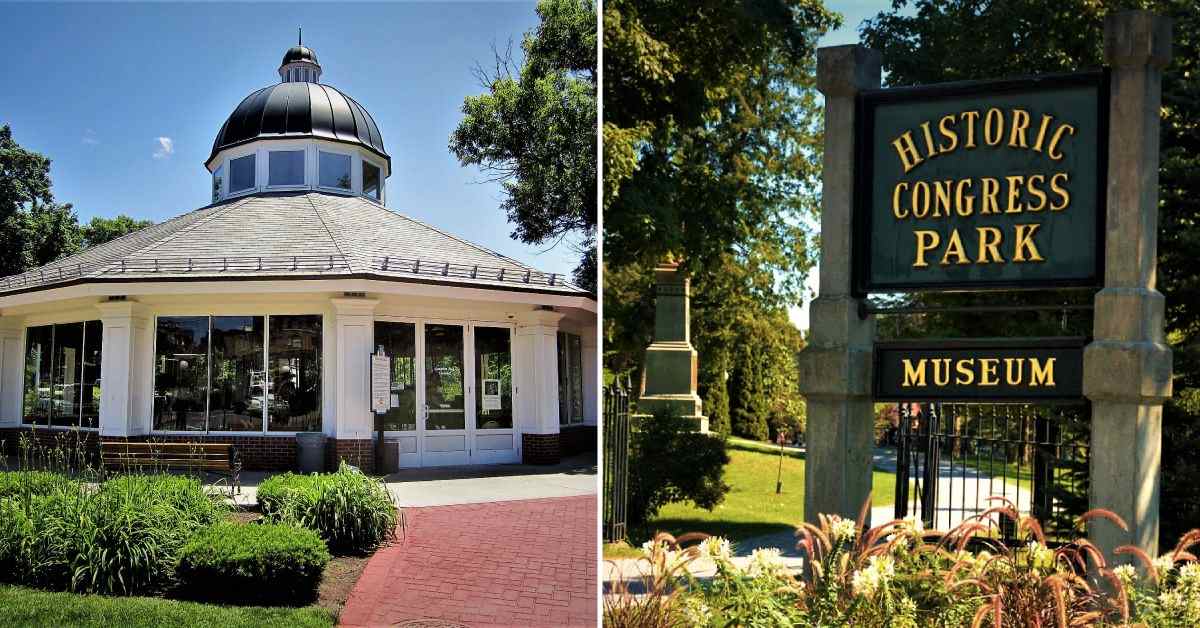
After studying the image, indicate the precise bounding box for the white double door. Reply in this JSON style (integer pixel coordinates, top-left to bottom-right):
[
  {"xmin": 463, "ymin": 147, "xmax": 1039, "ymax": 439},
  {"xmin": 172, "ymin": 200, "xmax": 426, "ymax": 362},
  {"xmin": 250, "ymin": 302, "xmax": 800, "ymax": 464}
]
[{"xmin": 380, "ymin": 319, "xmax": 518, "ymax": 468}]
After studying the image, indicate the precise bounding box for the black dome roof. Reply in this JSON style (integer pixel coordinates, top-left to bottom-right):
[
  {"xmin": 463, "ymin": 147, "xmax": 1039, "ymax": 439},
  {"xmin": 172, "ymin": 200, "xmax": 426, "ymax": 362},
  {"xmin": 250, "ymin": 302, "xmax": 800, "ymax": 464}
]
[
  {"xmin": 207, "ymin": 82, "xmax": 389, "ymax": 168},
  {"xmin": 282, "ymin": 45, "xmax": 318, "ymax": 66}
]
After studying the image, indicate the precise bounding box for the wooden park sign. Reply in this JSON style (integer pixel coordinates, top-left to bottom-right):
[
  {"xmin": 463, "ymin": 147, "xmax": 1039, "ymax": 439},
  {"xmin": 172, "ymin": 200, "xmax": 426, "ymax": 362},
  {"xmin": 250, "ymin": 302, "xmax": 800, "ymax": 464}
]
[
  {"xmin": 853, "ymin": 72, "xmax": 1109, "ymax": 295},
  {"xmin": 873, "ymin": 337, "xmax": 1085, "ymax": 402}
]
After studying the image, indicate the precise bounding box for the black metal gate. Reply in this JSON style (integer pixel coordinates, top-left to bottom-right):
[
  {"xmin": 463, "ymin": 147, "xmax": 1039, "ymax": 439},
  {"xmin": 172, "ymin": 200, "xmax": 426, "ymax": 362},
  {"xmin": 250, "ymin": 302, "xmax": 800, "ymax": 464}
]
[
  {"xmin": 602, "ymin": 379, "xmax": 631, "ymax": 543},
  {"xmin": 893, "ymin": 401, "xmax": 1090, "ymax": 543}
]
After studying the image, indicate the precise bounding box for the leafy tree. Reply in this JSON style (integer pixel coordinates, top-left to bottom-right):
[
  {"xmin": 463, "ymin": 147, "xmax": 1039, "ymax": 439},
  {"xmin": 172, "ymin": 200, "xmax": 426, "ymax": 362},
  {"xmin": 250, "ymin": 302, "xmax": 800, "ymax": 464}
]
[
  {"xmin": 0, "ymin": 124, "xmax": 81, "ymax": 276},
  {"xmin": 860, "ymin": 0, "xmax": 1200, "ymax": 546},
  {"xmin": 449, "ymin": 0, "xmax": 597, "ymax": 291},
  {"xmin": 81, "ymin": 214, "xmax": 153, "ymax": 249},
  {"xmin": 627, "ymin": 411, "xmax": 730, "ymax": 529}
]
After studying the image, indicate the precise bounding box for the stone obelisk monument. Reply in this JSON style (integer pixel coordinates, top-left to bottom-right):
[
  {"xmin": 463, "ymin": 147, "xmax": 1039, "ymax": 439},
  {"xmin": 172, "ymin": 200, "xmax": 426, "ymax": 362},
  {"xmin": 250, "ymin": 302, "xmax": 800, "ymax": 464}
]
[{"xmin": 638, "ymin": 261, "xmax": 708, "ymax": 432}]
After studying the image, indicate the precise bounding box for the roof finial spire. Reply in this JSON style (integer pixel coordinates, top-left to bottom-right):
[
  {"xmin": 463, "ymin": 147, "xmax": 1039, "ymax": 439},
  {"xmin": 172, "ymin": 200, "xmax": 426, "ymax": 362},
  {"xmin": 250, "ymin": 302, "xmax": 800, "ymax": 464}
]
[{"xmin": 298, "ymin": 26, "xmax": 302, "ymax": 46}]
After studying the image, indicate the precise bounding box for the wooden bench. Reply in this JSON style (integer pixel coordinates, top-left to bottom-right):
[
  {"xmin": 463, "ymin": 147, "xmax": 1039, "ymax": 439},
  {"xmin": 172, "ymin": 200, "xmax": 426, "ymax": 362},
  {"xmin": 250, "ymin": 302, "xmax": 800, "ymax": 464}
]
[{"xmin": 100, "ymin": 442, "xmax": 242, "ymax": 495}]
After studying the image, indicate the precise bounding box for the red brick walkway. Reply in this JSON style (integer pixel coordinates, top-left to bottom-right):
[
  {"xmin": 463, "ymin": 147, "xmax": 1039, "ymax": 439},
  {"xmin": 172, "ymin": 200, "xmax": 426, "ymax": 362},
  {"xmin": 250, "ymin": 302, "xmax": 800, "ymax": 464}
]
[{"xmin": 339, "ymin": 495, "xmax": 597, "ymax": 627}]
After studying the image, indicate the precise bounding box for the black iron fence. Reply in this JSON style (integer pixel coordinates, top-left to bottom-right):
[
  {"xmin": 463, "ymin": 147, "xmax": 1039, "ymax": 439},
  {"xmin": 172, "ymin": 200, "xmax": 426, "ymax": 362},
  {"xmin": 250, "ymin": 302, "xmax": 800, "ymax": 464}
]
[
  {"xmin": 603, "ymin": 379, "xmax": 631, "ymax": 543},
  {"xmin": 893, "ymin": 401, "xmax": 1090, "ymax": 544}
]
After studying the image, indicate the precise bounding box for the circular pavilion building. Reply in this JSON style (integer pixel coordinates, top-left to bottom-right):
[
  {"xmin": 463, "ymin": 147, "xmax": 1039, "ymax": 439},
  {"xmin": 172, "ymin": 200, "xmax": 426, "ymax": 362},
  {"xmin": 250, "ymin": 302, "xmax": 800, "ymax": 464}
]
[{"xmin": 0, "ymin": 42, "xmax": 596, "ymax": 472}]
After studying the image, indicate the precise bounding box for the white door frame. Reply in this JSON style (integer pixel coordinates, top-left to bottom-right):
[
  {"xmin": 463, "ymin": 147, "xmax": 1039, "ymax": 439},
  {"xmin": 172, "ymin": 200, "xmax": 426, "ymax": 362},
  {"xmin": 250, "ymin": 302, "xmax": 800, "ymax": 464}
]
[{"xmin": 469, "ymin": 322, "xmax": 519, "ymax": 465}]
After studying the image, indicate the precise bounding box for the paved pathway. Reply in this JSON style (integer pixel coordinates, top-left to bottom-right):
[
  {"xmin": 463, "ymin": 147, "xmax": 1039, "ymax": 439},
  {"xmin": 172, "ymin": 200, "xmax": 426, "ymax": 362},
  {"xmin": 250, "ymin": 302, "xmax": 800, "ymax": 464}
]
[{"xmin": 341, "ymin": 495, "xmax": 597, "ymax": 628}]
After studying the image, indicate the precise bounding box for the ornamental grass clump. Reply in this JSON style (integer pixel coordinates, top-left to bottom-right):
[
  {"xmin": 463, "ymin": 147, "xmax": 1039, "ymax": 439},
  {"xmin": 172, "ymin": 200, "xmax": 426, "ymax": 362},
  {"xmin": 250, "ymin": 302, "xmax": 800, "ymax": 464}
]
[
  {"xmin": 0, "ymin": 471, "xmax": 73, "ymax": 500},
  {"xmin": 176, "ymin": 521, "xmax": 330, "ymax": 604},
  {"xmin": 604, "ymin": 496, "xmax": 1200, "ymax": 627},
  {"xmin": 257, "ymin": 462, "xmax": 396, "ymax": 554}
]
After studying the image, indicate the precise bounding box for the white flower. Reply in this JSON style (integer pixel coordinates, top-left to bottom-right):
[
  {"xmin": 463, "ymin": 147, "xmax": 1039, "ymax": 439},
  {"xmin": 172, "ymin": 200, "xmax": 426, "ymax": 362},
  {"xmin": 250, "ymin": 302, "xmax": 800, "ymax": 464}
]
[
  {"xmin": 851, "ymin": 555, "xmax": 896, "ymax": 598},
  {"xmin": 1154, "ymin": 554, "xmax": 1176, "ymax": 577},
  {"xmin": 748, "ymin": 547, "xmax": 787, "ymax": 577},
  {"xmin": 830, "ymin": 516, "xmax": 857, "ymax": 543},
  {"xmin": 1113, "ymin": 564, "xmax": 1137, "ymax": 586},
  {"xmin": 1177, "ymin": 562, "xmax": 1200, "ymax": 591},
  {"xmin": 1026, "ymin": 541, "xmax": 1056, "ymax": 571},
  {"xmin": 702, "ymin": 536, "xmax": 733, "ymax": 562},
  {"xmin": 681, "ymin": 596, "xmax": 712, "ymax": 626},
  {"xmin": 901, "ymin": 515, "xmax": 925, "ymax": 533}
]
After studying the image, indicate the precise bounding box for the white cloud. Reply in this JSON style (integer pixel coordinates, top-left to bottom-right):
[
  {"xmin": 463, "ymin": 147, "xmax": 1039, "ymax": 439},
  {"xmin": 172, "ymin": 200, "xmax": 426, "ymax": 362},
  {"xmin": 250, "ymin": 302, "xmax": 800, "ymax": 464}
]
[
  {"xmin": 81, "ymin": 129, "xmax": 99, "ymax": 145},
  {"xmin": 152, "ymin": 136, "xmax": 174, "ymax": 159}
]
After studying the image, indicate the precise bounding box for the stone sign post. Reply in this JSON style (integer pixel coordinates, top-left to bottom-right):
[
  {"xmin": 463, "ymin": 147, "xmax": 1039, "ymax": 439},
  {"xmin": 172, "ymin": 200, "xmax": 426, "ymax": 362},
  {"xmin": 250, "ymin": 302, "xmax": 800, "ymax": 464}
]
[
  {"xmin": 638, "ymin": 261, "xmax": 707, "ymax": 432},
  {"xmin": 1083, "ymin": 10, "xmax": 1173, "ymax": 560},
  {"xmin": 796, "ymin": 45, "xmax": 881, "ymax": 525}
]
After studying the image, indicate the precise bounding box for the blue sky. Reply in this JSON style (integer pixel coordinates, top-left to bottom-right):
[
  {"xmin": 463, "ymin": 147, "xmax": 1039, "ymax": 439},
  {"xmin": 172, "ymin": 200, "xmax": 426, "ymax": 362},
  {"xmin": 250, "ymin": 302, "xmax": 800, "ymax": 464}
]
[{"xmin": 0, "ymin": 1, "xmax": 582, "ymax": 277}]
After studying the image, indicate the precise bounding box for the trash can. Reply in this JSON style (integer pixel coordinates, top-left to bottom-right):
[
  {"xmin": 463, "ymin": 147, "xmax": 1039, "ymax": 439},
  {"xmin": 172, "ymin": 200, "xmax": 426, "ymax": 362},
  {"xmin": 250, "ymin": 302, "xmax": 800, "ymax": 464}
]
[
  {"xmin": 297, "ymin": 432, "xmax": 327, "ymax": 473},
  {"xmin": 380, "ymin": 439, "xmax": 400, "ymax": 474}
]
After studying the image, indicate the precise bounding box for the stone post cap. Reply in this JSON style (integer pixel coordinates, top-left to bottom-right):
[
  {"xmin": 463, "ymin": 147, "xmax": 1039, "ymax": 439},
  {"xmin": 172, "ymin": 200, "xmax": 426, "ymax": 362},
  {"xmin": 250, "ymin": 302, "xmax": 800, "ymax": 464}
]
[
  {"xmin": 817, "ymin": 45, "xmax": 881, "ymax": 96},
  {"xmin": 1105, "ymin": 10, "xmax": 1172, "ymax": 69}
]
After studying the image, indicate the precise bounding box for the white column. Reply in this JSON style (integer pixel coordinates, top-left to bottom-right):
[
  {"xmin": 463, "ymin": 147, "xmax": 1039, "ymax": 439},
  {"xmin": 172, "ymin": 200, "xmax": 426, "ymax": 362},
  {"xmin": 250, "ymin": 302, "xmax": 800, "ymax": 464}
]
[
  {"xmin": 582, "ymin": 327, "xmax": 598, "ymax": 426},
  {"xmin": 331, "ymin": 297, "xmax": 378, "ymax": 440},
  {"xmin": 96, "ymin": 301, "xmax": 152, "ymax": 437},
  {"xmin": 0, "ymin": 319, "xmax": 23, "ymax": 427},
  {"xmin": 514, "ymin": 310, "xmax": 564, "ymax": 436}
]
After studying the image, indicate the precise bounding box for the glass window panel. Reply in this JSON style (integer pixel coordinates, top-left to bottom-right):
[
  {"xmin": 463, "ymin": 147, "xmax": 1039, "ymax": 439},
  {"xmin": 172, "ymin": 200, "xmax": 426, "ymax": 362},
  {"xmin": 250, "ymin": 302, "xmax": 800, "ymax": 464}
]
[
  {"xmin": 558, "ymin": 332, "xmax": 569, "ymax": 425},
  {"xmin": 80, "ymin": 320, "xmax": 102, "ymax": 429},
  {"xmin": 154, "ymin": 316, "xmax": 209, "ymax": 431},
  {"xmin": 268, "ymin": 315, "xmax": 322, "ymax": 432},
  {"xmin": 319, "ymin": 152, "xmax": 351, "ymax": 190},
  {"xmin": 209, "ymin": 316, "xmax": 265, "ymax": 432},
  {"xmin": 374, "ymin": 322, "xmax": 416, "ymax": 431},
  {"xmin": 51, "ymin": 322, "xmax": 84, "ymax": 428},
  {"xmin": 23, "ymin": 325, "xmax": 53, "ymax": 425},
  {"xmin": 268, "ymin": 150, "xmax": 305, "ymax": 186},
  {"xmin": 362, "ymin": 161, "xmax": 381, "ymax": 200},
  {"xmin": 229, "ymin": 154, "xmax": 255, "ymax": 192},
  {"xmin": 424, "ymin": 324, "xmax": 465, "ymax": 430},
  {"xmin": 475, "ymin": 327, "xmax": 512, "ymax": 430},
  {"xmin": 569, "ymin": 334, "xmax": 584, "ymax": 424},
  {"xmin": 212, "ymin": 165, "xmax": 223, "ymax": 203}
]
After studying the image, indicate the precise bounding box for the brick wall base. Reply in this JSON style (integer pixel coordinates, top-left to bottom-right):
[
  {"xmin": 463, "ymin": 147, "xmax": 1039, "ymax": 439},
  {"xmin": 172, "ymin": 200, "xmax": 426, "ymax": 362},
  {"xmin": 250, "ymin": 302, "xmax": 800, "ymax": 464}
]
[
  {"xmin": 522, "ymin": 433, "xmax": 560, "ymax": 465},
  {"xmin": 327, "ymin": 439, "xmax": 375, "ymax": 475},
  {"xmin": 559, "ymin": 425, "xmax": 596, "ymax": 458}
]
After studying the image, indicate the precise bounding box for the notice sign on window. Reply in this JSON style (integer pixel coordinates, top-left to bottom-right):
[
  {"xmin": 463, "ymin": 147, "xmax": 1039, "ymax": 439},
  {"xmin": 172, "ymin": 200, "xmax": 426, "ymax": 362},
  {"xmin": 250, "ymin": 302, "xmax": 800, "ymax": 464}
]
[
  {"xmin": 371, "ymin": 352, "xmax": 390, "ymax": 415},
  {"xmin": 482, "ymin": 379, "xmax": 502, "ymax": 411}
]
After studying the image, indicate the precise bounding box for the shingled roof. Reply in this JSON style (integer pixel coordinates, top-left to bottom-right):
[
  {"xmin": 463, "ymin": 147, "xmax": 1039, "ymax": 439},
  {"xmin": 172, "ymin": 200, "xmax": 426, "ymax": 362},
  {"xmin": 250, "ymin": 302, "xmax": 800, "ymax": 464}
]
[{"xmin": 0, "ymin": 192, "xmax": 584, "ymax": 297}]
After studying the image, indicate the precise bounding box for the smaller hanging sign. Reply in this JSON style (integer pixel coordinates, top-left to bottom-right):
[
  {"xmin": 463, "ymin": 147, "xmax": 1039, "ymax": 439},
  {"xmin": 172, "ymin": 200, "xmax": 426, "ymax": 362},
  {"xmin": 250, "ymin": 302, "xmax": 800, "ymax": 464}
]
[
  {"xmin": 371, "ymin": 351, "xmax": 391, "ymax": 415},
  {"xmin": 874, "ymin": 337, "xmax": 1085, "ymax": 402},
  {"xmin": 481, "ymin": 379, "xmax": 502, "ymax": 411}
]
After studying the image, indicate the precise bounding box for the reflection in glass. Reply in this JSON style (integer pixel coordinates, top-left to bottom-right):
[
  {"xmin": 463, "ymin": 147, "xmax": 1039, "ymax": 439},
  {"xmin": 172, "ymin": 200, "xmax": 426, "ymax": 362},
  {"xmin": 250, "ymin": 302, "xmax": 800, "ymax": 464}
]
[
  {"xmin": 558, "ymin": 332, "xmax": 584, "ymax": 425},
  {"xmin": 209, "ymin": 316, "xmax": 265, "ymax": 431},
  {"xmin": 425, "ymin": 324, "xmax": 465, "ymax": 430},
  {"xmin": 362, "ymin": 161, "xmax": 381, "ymax": 200},
  {"xmin": 50, "ymin": 322, "xmax": 84, "ymax": 428},
  {"xmin": 475, "ymin": 327, "xmax": 512, "ymax": 429},
  {"xmin": 269, "ymin": 150, "xmax": 305, "ymax": 186},
  {"xmin": 212, "ymin": 165, "xmax": 223, "ymax": 203},
  {"xmin": 374, "ymin": 322, "xmax": 416, "ymax": 431},
  {"xmin": 80, "ymin": 320, "xmax": 102, "ymax": 428},
  {"xmin": 229, "ymin": 154, "xmax": 255, "ymax": 192},
  {"xmin": 23, "ymin": 325, "xmax": 53, "ymax": 425},
  {"xmin": 154, "ymin": 317, "xmax": 210, "ymax": 431},
  {"xmin": 268, "ymin": 315, "xmax": 322, "ymax": 432},
  {"xmin": 319, "ymin": 152, "xmax": 351, "ymax": 190}
]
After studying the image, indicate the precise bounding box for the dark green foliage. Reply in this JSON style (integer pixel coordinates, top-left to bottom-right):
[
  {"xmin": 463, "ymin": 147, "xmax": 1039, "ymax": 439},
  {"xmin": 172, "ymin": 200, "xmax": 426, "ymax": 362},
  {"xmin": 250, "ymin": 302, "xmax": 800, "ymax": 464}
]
[
  {"xmin": 627, "ymin": 411, "xmax": 730, "ymax": 528},
  {"xmin": 0, "ymin": 471, "xmax": 73, "ymax": 500},
  {"xmin": 80, "ymin": 214, "xmax": 153, "ymax": 248},
  {"xmin": 176, "ymin": 522, "xmax": 330, "ymax": 604},
  {"xmin": 0, "ymin": 474, "xmax": 223, "ymax": 595},
  {"xmin": 257, "ymin": 463, "xmax": 396, "ymax": 554},
  {"xmin": 449, "ymin": 0, "xmax": 597, "ymax": 290}
]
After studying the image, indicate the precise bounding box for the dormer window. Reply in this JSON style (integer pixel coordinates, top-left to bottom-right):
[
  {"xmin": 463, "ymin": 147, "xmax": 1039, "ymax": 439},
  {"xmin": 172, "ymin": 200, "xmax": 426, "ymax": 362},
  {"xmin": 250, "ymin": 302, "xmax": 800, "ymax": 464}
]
[
  {"xmin": 268, "ymin": 150, "xmax": 305, "ymax": 186},
  {"xmin": 229, "ymin": 154, "xmax": 256, "ymax": 193},
  {"xmin": 319, "ymin": 151, "xmax": 352, "ymax": 190}
]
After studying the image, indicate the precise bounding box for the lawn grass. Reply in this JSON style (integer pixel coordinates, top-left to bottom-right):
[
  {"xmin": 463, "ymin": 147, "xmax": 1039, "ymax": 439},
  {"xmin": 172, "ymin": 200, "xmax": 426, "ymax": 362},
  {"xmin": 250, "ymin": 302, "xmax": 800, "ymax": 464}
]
[
  {"xmin": 0, "ymin": 585, "xmax": 335, "ymax": 628},
  {"xmin": 602, "ymin": 541, "xmax": 644, "ymax": 559},
  {"xmin": 636, "ymin": 441, "xmax": 898, "ymax": 546}
]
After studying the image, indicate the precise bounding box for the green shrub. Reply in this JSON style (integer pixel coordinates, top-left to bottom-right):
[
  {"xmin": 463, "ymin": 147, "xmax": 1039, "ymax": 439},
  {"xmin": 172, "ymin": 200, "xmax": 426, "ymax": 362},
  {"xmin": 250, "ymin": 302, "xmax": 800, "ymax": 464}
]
[
  {"xmin": 0, "ymin": 473, "xmax": 224, "ymax": 595},
  {"xmin": 257, "ymin": 462, "xmax": 396, "ymax": 554},
  {"xmin": 0, "ymin": 471, "xmax": 73, "ymax": 500},
  {"xmin": 176, "ymin": 521, "xmax": 330, "ymax": 604},
  {"xmin": 627, "ymin": 411, "xmax": 729, "ymax": 529}
]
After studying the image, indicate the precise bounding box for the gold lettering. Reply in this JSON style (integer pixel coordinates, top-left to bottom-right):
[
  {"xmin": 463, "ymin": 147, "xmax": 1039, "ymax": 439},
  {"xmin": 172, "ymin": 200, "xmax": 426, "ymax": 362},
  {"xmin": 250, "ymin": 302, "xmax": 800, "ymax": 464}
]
[
  {"xmin": 1004, "ymin": 358, "xmax": 1024, "ymax": 385},
  {"xmin": 892, "ymin": 131, "xmax": 924, "ymax": 173},
  {"xmin": 933, "ymin": 180, "xmax": 953, "ymax": 217},
  {"xmin": 955, "ymin": 179, "xmax": 975, "ymax": 216},
  {"xmin": 892, "ymin": 182, "xmax": 909, "ymax": 219},
  {"xmin": 1005, "ymin": 175, "xmax": 1025, "ymax": 214},
  {"xmin": 902, "ymin": 359, "xmax": 927, "ymax": 387},
  {"xmin": 1008, "ymin": 108, "xmax": 1030, "ymax": 147},
  {"xmin": 955, "ymin": 359, "xmax": 975, "ymax": 385},
  {"xmin": 979, "ymin": 358, "xmax": 999, "ymax": 386},
  {"xmin": 960, "ymin": 110, "xmax": 980, "ymax": 148},
  {"xmin": 1032, "ymin": 114, "xmax": 1053, "ymax": 152},
  {"xmin": 920, "ymin": 121, "xmax": 938, "ymax": 158},
  {"xmin": 912, "ymin": 181, "xmax": 931, "ymax": 218},
  {"xmin": 941, "ymin": 229, "xmax": 970, "ymax": 266},
  {"xmin": 1013, "ymin": 224, "xmax": 1045, "ymax": 263},
  {"xmin": 1047, "ymin": 123, "xmax": 1076, "ymax": 160},
  {"xmin": 1026, "ymin": 174, "xmax": 1047, "ymax": 212},
  {"xmin": 984, "ymin": 108, "xmax": 1004, "ymax": 145},
  {"xmin": 976, "ymin": 227, "xmax": 1003, "ymax": 263},
  {"xmin": 1049, "ymin": 172, "xmax": 1070, "ymax": 210},
  {"xmin": 1030, "ymin": 358, "xmax": 1056, "ymax": 387},
  {"xmin": 981, "ymin": 177, "xmax": 1000, "ymax": 214},
  {"xmin": 913, "ymin": 230, "xmax": 940, "ymax": 268},
  {"xmin": 938, "ymin": 114, "xmax": 958, "ymax": 153},
  {"xmin": 932, "ymin": 358, "xmax": 951, "ymax": 386}
]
